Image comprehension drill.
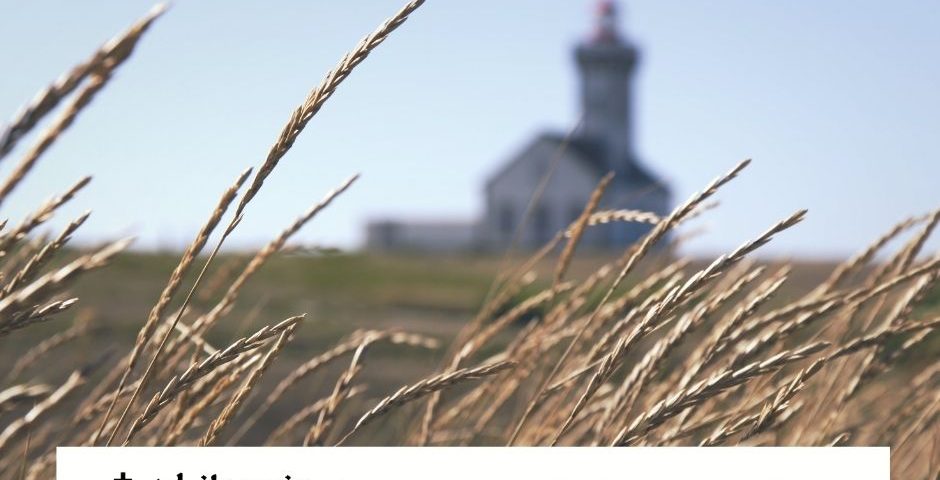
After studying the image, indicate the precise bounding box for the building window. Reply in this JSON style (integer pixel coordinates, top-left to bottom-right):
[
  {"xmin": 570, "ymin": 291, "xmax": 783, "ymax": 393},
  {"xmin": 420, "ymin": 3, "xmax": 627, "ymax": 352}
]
[
  {"xmin": 499, "ymin": 204, "xmax": 514, "ymax": 235},
  {"xmin": 533, "ymin": 205, "xmax": 551, "ymax": 244}
]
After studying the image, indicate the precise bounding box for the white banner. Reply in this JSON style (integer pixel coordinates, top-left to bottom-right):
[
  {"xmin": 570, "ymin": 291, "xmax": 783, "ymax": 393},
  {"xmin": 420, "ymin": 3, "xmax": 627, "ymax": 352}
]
[{"xmin": 58, "ymin": 447, "xmax": 890, "ymax": 480}]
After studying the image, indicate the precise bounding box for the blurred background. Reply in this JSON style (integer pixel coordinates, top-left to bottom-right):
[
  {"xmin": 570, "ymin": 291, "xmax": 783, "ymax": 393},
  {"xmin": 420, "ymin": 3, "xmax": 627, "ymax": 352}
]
[
  {"xmin": 1, "ymin": 0, "xmax": 938, "ymax": 257},
  {"xmin": 0, "ymin": 1, "xmax": 938, "ymax": 454}
]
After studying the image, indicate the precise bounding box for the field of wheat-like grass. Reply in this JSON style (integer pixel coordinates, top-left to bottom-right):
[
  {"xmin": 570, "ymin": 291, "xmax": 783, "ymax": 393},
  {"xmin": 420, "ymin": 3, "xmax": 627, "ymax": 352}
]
[{"xmin": 0, "ymin": 2, "xmax": 937, "ymax": 479}]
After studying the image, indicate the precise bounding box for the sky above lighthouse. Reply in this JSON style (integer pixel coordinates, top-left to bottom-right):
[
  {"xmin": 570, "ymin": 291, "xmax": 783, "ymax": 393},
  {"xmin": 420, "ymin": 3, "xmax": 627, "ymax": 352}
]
[{"xmin": 0, "ymin": 0, "xmax": 938, "ymax": 257}]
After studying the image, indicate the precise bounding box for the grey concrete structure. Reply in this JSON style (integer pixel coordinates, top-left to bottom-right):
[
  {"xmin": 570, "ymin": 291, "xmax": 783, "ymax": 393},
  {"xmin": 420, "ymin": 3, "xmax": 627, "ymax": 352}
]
[
  {"xmin": 366, "ymin": 219, "xmax": 478, "ymax": 253},
  {"xmin": 365, "ymin": 1, "xmax": 670, "ymax": 253},
  {"xmin": 481, "ymin": 1, "xmax": 670, "ymax": 251}
]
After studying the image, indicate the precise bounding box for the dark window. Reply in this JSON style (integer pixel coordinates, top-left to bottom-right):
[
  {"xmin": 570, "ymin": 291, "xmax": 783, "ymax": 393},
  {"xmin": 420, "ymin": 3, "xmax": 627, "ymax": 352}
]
[
  {"xmin": 533, "ymin": 205, "xmax": 551, "ymax": 244},
  {"xmin": 499, "ymin": 204, "xmax": 514, "ymax": 235}
]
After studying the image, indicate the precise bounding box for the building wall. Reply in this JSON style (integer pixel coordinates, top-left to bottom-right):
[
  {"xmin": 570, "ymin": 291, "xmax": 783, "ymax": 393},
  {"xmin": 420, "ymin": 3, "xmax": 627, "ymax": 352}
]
[
  {"xmin": 482, "ymin": 136, "xmax": 605, "ymax": 250},
  {"xmin": 366, "ymin": 220, "xmax": 478, "ymax": 253},
  {"xmin": 602, "ymin": 181, "xmax": 671, "ymax": 248},
  {"xmin": 365, "ymin": 3, "xmax": 672, "ymax": 255},
  {"xmin": 480, "ymin": 136, "xmax": 673, "ymax": 252}
]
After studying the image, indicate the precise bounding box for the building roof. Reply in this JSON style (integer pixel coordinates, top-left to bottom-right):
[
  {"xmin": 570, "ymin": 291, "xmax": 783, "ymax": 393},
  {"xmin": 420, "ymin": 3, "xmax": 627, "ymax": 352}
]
[{"xmin": 484, "ymin": 131, "xmax": 669, "ymax": 195}]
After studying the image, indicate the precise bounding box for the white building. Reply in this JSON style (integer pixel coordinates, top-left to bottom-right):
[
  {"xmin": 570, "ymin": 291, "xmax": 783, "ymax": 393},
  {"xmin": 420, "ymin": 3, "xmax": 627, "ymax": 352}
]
[
  {"xmin": 366, "ymin": 1, "xmax": 670, "ymax": 253},
  {"xmin": 366, "ymin": 219, "xmax": 478, "ymax": 253}
]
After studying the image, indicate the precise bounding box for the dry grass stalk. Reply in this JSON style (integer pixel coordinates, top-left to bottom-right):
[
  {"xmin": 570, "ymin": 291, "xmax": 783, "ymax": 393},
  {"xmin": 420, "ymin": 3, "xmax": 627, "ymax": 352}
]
[
  {"xmin": 6, "ymin": 314, "xmax": 91, "ymax": 381},
  {"xmin": 188, "ymin": 174, "xmax": 359, "ymax": 340},
  {"xmin": 893, "ymin": 390, "xmax": 938, "ymax": 451},
  {"xmin": 0, "ymin": 233, "xmax": 45, "ymax": 284},
  {"xmin": 1, "ymin": 4, "xmax": 938, "ymax": 471},
  {"xmin": 2, "ymin": 212, "xmax": 90, "ymax": 298},
  {"xmin": 107, "ymin": 174, "xmax": 357, "ymax": 445},
  {"xmin": 600, "ymin": 160, "xmax": 752, "ymax": 312},
  {"xmin": 650, "ymin": 211, "xmax": 805, "ymax": 324},
  {"xmin": 107, "ymin": 0, "xmax": 421, "ymax": 444},
  {"xmin": 74, "ymin": 378, "xmax": 140, "ymax": 430},
  {"xmin": 234, "ymin": 329, "xmax": 438, "ymax": 443},
  {"xmin": 432, "ymin": 321, "xmax": 541, "ymax": 432},
  {"xmin": 597, "ymin": 267, "xmax": 773, "ymax": 438},
  {"xmin": 0, "ymin": 385, "xmax": 52, "ymax": 413},
  {"xmin": 612, "ymin": 342, "xmax": 829, "ymax": 446},
  {"xmin": 0, "ymin": 370, "xmax": 86, "ymax": 454},
  {"xmin": 0, "ymin": 7, "xmax": 165, "ymax": 208},
  {"xmin": 230, "ymin": 0, "xmax": 427, "ymax": 223},
  {"xmin": 509, "ymin": 159, "xmax": 751, "ymax": 445},
  {"xmin": 730, "ymin": 263, "xmax": 938, "ymax": 379},
  {"xmin": 338, "ymin": 360, "xmax": 516, "ymax": 445},
  {"xmin": 417, "ymin": 284, "xmax": 569, "ymax": 444},
  {"xmin": 580, "ymin": 260, "xmax": 689, "ymax": 359},
  {"xmin": 812, "ymin": 274, "xmax": 938, "ymax": 442},
  {"xmin": 445, "ymin": 271, "xmax": 536, "ymax": 362},
  {"xmin": 161, "ymin": 355, "xmax": 261, "ymax": 446},
  {"xmin": 265, "ymin": 386, "xmax": 366, "ymax": 445},
  {"xmin": 564, "ymin": 209, "xmax": 662, "ymax": 237},
  {"xmin": 539, "ymin": 274, "xmax": 684, "ymax": 403},
  {"xmin": 460, "ymin": 285, "xmax": 570, "ymax": 364},
  {"xmin": 99, "ymin": 4, "xmax": 426, "ymax": 445},
  {"xmin": 739, "ymin": 359, "xmax": 826, "ymax": 442},
  {"xmin": 554, "ymin": 172, "xmax": 614, "ymax": 287},
  {"xmin": 201, "ymin": 322, "xmax": 297, "ymax": 446},
  {"xmin": 672, "ymin": 268, "xmax": 792, "ymax": 404},
  {"xmin": 811, "ymin": 214, "xmax": 925, "ymax": 297},
  {"xmin": 305, "ymin": 335, "xmax": 374, "ymax": 446},
  {"xmin": 0, "ymin": 238, "xmax": 131, "ymax": 336},
  {"xmin": 552, "ymin": 211, "xmax": 804, "ymax": 445},
  {"xmin": 92, "ymin": 167, "xmax": 251, "ymax": 444},
  {"xmin": 0, "ymin": 177, "xmax": 90, "ymax": 255},
  {"xmin": 122, "ymin": 315, "xmax": 303, "ymax": 444},
  {"xmin": 0, "ymin": 4, "xmax": 166, "ymax": 161}
]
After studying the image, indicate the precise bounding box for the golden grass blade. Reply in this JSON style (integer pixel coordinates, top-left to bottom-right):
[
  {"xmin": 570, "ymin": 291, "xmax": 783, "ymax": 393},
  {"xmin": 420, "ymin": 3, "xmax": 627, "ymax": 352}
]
[
  {"xmin": 0, "ymin": 370, "xmax": 86, "ymax": 454},
  {"xmin": 6, "ymin": 314, "xmax": 91, "ymax": 381},
  {"xmin": 0, "ymin": 177, "xmax": 90, "ymax": 255},
  {"xmin": 337, "ymin": 360, "xmax": 515, "ymax": 445},
  {"xmin": 612, "ymin": 342, "xmax": 829, "ymax": 446},
  {"xmin": 551, "ymin": 211, "xmax": 804, "ymax": 445},
  {"xmin": 0, "ymin": 385, "xmax": 52, "ymax": 413},
  {"xmin": 230, "ymin": 0, "xmax": 427, "ymax": 223},
  {"xmin": 233, "ymin": 329, "xmax": 437, "ymax": 444},
  {"xmin": 265, "ymin": 386, "xmax": 366, "ymax": 445},
  {"xmin": 201, "ymin": 322, "xmax": 298, "ymax": 446},
  {"xmin": 91, "ymin": 168, "xmax": 251, "ymax": 444},
  {"xmin": 0, "ymin": 4, "xmax": 166, "ymax": 161},
  {"xmin": 161, "ymin": 355, "xmax": 261, "ymax": 446},
  {"xmin": 417, "ymin": 284, "xmax": 569, "ymax": 445},
  {"xmin": 554, "ymin": 172, "xmax": 614, "ymax": 287},
  {"xmin": 0, "ymin": 6, "xmax": 166, "ymax": 207},
  {"xmin": 1, "ymin": 212, "xmax": 90, "ymax": 298},
  {"xmin": 508, "ymin": 159, "xmax": 751, "ymax": 445},
  {"xmin": 121, "ymin": 315, "xmax": 303, "ymax": 445},
  {"xmin": 304, "ymin": 335, "xmax": 373, "ymax": 446},
  {"xmin": 563, "ymin": 209, "xmax": 662, "ymax": 237},
  {"xmin": 185, "ymin": 174, "xmax": 359, "ymax": 340},
  {"xmin": 0, "ymin": 238, "xmax": 131, "ymax": 337}
]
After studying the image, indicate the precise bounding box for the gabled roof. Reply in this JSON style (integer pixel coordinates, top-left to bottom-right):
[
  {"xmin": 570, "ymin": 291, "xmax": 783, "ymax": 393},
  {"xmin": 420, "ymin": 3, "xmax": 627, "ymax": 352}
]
[{"xmin": 485, "ymin": 131, "xmax": 670, "ymax": 195}]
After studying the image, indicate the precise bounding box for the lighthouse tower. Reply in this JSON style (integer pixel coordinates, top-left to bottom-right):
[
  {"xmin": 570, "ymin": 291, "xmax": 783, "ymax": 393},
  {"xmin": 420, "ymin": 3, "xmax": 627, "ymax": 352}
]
[
  {"xmin": 575, "ymin": 1, "xmax": 640, "ymax": 176},
  {"xmin": 370, "ymin": 0, "xmax": 672, "ymax": 253}
]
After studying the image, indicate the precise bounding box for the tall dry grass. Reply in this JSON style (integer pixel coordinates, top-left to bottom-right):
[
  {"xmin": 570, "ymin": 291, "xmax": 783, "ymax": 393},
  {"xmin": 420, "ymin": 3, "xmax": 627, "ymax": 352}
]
[{"xmin": 0, "ymin": 2, "xmax": 937, "ymax": 480}]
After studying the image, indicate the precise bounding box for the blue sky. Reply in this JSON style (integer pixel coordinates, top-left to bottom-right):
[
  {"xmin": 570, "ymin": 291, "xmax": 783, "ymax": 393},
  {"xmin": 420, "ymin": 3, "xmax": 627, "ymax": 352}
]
[{"xmin": 1, "ymin": 1, "xmax": 938, "ymax": 257}]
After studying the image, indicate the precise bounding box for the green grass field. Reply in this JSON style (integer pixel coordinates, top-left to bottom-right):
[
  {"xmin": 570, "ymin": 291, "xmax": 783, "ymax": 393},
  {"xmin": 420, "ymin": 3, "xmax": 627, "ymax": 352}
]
[
  {"xmin": 3, "ymin": 250, "xmax": 937, "ymax": 445},
  {"xmin": 23, "ymin": 250, "xmax": 939, "ymax": 366}
]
